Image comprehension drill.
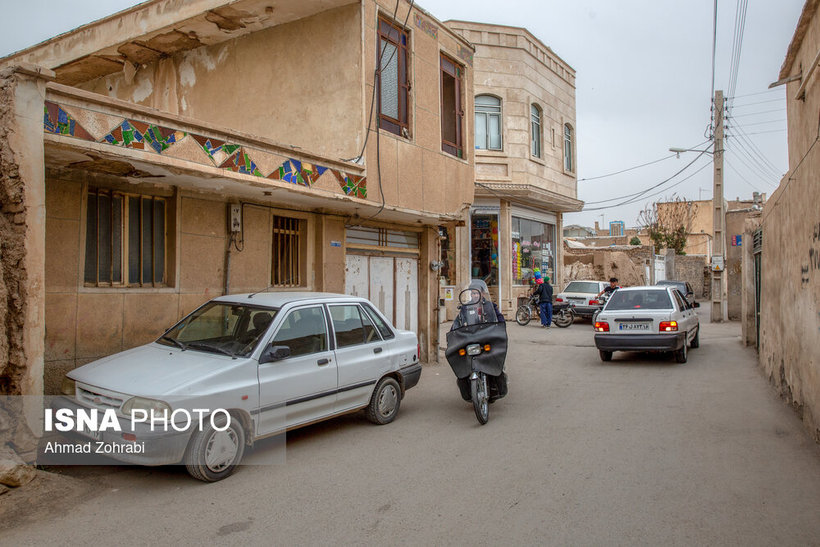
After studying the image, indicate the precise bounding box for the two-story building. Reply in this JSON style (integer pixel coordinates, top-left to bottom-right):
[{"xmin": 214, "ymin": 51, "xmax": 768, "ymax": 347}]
[
  {"xmin": 445, "ymin": 21, "xmax": 583, "ymax": 316},
  {"xmin": 0, "ymin": 0, "xmax": 476, "ymax": 396}
]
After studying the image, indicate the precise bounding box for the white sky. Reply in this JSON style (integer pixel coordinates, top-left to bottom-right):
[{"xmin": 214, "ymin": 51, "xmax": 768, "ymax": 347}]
[{"xmin": 0, "ymin": 0, "xmax": 804, "ymax": 228}]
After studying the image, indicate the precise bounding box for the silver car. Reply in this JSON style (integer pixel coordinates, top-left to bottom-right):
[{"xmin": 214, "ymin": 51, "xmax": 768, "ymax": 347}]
[
  {"xmin": 555, "ymin": 280, "xmax": 608, "ymax": 319},
  {"xmin": 593, "ymin": 286, "xmax": 700, "ymax": 363},
  {"xmin": 56, "ymin": 292, "xmax": 421, "ymax": 481}
]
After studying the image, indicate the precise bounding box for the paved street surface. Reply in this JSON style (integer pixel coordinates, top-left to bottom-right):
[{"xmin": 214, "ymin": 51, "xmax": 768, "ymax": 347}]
[{"xmin": 2, "ymin": 310, "xmax": 819, "ymax": 545}]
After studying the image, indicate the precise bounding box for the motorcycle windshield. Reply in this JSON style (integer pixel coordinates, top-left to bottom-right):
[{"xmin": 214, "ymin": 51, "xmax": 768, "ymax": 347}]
[{"xmin": 445, "ymin": 321, "xmax": 508, "ymax": 378}]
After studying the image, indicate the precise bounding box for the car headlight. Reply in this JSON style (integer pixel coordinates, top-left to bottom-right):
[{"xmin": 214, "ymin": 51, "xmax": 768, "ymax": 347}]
[
  {"xmin": 121, "ymin": 397, "xmax": 172, "ymax": 418},
  {"xmin": 60, "ymin": 377, "xmax": 76, "ymax": 397}
]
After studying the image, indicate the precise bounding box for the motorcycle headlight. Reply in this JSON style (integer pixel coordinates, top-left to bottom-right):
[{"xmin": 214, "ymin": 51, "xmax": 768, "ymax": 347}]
[
  {"xmin": 60, "ymin": 377, "xmax": 76, "ymax": 397},
  {"xmin": 121, "ymin": 397, "xmax": 172, "ymax": 418},
  {"xmin": 466, "ymin": 343, "xmax": 482, "ymax": 356}
]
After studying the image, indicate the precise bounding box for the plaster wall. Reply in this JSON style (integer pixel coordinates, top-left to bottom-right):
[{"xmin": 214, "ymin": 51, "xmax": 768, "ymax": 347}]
[
  {"xmin": 78, "ymin": 5, "xmax": 363, "ymax": 163},
  {"xmin": 757, "ymin": 7, "xmax": 820, "ymax": 441},
  {"xmin": 41, "ymin": 174, "xmax": 345, "ymax": 394}
]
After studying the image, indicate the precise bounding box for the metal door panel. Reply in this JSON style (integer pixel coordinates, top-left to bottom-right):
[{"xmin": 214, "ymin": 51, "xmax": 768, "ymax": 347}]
[
  {"xmin": 394, "ymin": 257, "xmax": 418, "ymax": 333},
  {"xmin": 369, "ymin": 257, "xmax": 395, "ymax": 325}
]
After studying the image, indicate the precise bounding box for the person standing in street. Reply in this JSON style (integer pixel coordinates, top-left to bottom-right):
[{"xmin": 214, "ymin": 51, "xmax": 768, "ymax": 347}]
[{"xmin": 535, "ymin": 275, "xmax": 554, "ymax": 328}]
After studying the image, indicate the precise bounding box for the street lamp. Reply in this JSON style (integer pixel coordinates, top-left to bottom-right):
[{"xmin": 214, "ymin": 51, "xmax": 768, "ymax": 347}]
[{"xmin": 669, "ymin": 146, "xmax": 714, "ymax": 158}]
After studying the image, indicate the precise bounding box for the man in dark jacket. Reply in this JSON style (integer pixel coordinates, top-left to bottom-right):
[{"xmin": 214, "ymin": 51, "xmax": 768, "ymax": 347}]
[{"xmin": 535, "ymin": 276, "xmax": 554, "ymax": 327}]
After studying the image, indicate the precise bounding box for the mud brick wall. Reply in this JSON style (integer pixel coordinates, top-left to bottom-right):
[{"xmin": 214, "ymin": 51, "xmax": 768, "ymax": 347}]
[{"xmin": 674, "ymin": 255, "xmax": 709, "ymax": 298}]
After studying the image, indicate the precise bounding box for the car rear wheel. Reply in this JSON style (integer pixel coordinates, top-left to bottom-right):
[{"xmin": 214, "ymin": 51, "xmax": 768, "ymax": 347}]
[
  {"xmin": 674, "ymin": 341, "xmax": 688, "ymax": 363},
  {"xmin": 365, "ymin": 377, "xmax": 401, "ymax": 425},
  {"xmin": 185, "ymin": 413, "xmax": 245, "ymax": 482},
  {"xmin": 599, "ymin": 350, "xmax": 612, "ymax": 362},
  {"xmin": 690, "ymin": 327, "xmax": 700, "ymax": 348}
]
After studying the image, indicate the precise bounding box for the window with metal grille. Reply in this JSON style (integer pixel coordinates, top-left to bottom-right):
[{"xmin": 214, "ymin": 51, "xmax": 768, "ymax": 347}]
[
  {"xmin": 272, "ymin": 216, "xmax": 305, "ymax": 287},
  {"xmin": 84, "ymin": 188, "xmax": 166, "ymax": 287},
  {"xmin": 378, "ymin": 18, "xmax": 409, "ymax": 137}
]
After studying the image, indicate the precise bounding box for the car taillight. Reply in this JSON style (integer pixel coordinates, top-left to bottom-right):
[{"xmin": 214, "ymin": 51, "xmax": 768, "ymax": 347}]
[
  {"xmin": 589, "ymin": 299, "xmax": 600, "ymax": 305},
  {"xmin": 458, "ymin": 348, "xmax": 466, "ymax": 356},
  {"xmin": 556, "ymin": 297, "xmax": 564, "ymax": 302},
  {"xmin": 594, "ymin": 321, "xmax": 609, "ymax": 332},
  {"xmin": 659, "ymin": 321, "xmax": 678, "ymax": 332},
  {"xmin": 483, "ymin": 344, "xmax": 491, "ymax": 352}
]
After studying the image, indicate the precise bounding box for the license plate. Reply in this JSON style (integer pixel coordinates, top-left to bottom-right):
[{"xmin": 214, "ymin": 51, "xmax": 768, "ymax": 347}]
[
  {"xmin": 78, "ymin": 423, "xmax": 102, "ymax": 441},
  {"xmin": 619, "ymin": 323, "xmax": 650, "ymax": 331}
]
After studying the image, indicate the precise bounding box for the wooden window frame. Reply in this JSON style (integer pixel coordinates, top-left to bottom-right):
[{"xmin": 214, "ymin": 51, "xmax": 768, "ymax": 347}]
[
  {"xmin": 377, "ymin": 17, "xmax": 410, "ymax": 137},
  {"xmin": 84, "ymin": 188, "xmax": 168, "ymax": 288},
  {"xmin": 441, "ymin": 53, "xmax": 464, "ymax": 158}
]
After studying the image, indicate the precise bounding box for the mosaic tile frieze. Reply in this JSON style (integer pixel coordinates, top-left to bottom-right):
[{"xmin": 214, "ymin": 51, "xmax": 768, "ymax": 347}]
[
  {"xmin": 43, "ymin": 100, "xmax": 366, "ymax": 199},
  {"xmin": 43, "ymin": 101, "xmax": 94, "ymax": 141}
]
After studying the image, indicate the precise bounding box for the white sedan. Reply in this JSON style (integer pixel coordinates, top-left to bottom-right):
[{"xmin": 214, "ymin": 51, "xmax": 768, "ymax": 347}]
[
  {"xmin": 55, "ymin": 292, "xmax": 421, "ymax": 481},
  {"xmin": 593, "ymin": 286, "xmax": 700, "ymax": 363}
]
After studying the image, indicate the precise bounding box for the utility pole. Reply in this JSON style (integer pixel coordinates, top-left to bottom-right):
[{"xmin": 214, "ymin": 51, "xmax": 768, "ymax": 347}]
[{"xmin": 711, "ymin": 90, "xmax": 726, "ymax": 322}]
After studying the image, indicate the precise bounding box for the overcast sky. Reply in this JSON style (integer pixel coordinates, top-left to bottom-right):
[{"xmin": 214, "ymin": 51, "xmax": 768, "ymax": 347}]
[{"xmin": 0, "ymin": 0, "xmax": 804, "ymax": 229}]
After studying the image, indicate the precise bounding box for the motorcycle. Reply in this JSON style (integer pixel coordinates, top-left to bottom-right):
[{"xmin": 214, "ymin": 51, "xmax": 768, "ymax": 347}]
[
  {"xmin": 515, "ymin": 294, "xmax": 574, "ymax": 328},
  {"xmin": 445, "ymin": 284, "xmax": 508, "ymax": 424}
]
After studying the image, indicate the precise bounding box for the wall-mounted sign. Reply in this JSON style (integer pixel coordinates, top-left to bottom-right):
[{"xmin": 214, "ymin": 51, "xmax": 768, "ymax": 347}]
[
  {"xmin": 731, "ymin": 235, "xmax": 742, "ymax": 246},
  {"xmin": 330, "ymin": 241, "xmax": 342, "ymax": 248},
  {"xmin": 444, "ymin": 287, "xmax": 454, "ymax": 301}
]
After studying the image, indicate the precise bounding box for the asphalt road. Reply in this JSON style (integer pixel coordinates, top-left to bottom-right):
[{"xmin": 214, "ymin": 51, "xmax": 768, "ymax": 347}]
[{"xmin": 2, "ymin": 311, "xmax": 820, "ymax": 545}]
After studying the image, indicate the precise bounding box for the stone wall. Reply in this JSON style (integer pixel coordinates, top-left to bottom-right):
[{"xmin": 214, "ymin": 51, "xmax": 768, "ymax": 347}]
[
  {"xmin": 674, "ymin": 255, "xmax": 709, "ymax": 299},
  {"xmin": 563, "ymin": 245, "xmax": 652, "ymax": 289}
]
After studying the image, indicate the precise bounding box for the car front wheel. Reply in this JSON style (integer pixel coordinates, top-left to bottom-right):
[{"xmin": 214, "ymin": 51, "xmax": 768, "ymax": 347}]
[
  {"xmin": 185, "ymin": 413, "xmax": 245, "ymax": 482},
  {"xmin": 366, "ymin": 377, "xmax": 401, "ymax": 425}
]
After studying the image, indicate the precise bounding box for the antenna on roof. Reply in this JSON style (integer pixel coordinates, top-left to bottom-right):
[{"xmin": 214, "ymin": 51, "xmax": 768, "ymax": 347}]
[{"xmin": 247, "ymin": 285, "xmax": 276, "ymax": 299}]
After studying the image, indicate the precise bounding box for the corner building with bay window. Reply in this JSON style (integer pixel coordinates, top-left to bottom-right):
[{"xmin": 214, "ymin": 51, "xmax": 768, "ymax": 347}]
[{"xmin": 443, "ymin": 22, "xmax": 583, "ymax": 317}]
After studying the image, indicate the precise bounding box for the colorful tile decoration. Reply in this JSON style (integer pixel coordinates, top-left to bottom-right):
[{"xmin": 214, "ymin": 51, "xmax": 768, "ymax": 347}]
[
  {"xmin": 332, "ymin": 170, "xmax": 367, "ymax": 198},
  {"xmin": 414, "ymin": 14, "xmax": 438, "ymax": 39},
  {"xmin": 457, "ymin": 44, "xmax": 474, "ymax": 67},
  {"xmin": 43, "ymin": 101, "xmax": 366, "ymax": 198},
  {"xmin": 219, "ymin": 147, "xmax": 263, "ymax": 177},
  {"xmin": 43, "ymin": 101, "xmax": 94, "ymax": 141},
  {"xmin": 269, "ymin": 159, "xmax": 328, "ymax": 186}
]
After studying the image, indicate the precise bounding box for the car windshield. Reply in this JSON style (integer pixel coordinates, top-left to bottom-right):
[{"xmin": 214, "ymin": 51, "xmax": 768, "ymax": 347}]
[
  {"xmin": 564, "ymin": 281, "xmax": 600, "ymax": 294},
  {"xmin": 606, "ymin": 290, "xmax": 673, "ymax": 310},
  {"xmin": 158, "ymin": 302, "xmax": 279, "ymax": 358}
]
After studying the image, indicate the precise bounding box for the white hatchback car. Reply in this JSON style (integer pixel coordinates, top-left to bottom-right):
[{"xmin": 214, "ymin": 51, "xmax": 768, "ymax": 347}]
[
  {"xmin": 56, "ymin": 292, "xmax": 421, "ymax": 481},
  {"xmin": 593, "ymin": 286, "xmax": 700, "ymax": 363}
]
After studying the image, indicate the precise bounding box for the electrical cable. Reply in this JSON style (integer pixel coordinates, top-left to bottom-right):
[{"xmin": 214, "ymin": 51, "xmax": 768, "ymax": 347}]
[
  {"xmin": 580, "ymin": 139, "xmax": 710, "ymax": 183},
  {"xmin": 763, "ymin": 135, "xmax": 820, "ymax": 220},
  {"xmin": 729, "ymin": 116, "xmax": 784, "ymax": 174},
  {"xmin": 728, "ymin": 89, "xmax": 782, "ymax": 100},
  {"xmin": 725, "ymin": 156, "xmax": 765, "ymax": 192},
  {"xmin": 582, "ymin": 149, "xmax": 712, "ymax": 211},
  {"xmin": 728, "ymin": 108, "xmax": 785, "ymax": 118},
  {"xmin": 726, "ymin": 145, "xmax": 780, "ymax": 187},
  {"xmin": 726, "ymin": 132, "xmax": 782, "ymax": 182},
  {"xmin": 727, "ymin": 97, "xmax": 784, "ymax": 108}
]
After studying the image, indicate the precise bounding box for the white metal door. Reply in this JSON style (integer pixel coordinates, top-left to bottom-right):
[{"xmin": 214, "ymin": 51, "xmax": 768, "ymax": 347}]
[
  {"xmin": 369, "ymin": 257, "xmax": 395, "ymax": 326},
  {"xmin": 394, "ymin": 257, "xmax": 418, "ymax": 333},
  {"xmin": 344, "ymin": 255, "xmax": 368, "ymax": 298},
  {"xmin": 654, "ymin": 255, "xmax": 666, "ymax": 282}
]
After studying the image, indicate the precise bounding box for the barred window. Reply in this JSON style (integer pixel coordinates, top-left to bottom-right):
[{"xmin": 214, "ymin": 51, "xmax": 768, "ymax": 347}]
[
  {"xmin": 272, "ymin": 215, "xmax": 305, "ymax": 287},
  {"xmin": 84, "ymin": 189, "xmax": 166, "ymax": 287}
]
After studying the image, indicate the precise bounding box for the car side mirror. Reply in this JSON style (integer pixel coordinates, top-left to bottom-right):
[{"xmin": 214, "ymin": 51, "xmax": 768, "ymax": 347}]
[
  {"xmin": 259, "ymin": 344, "xmax": 290, "ymax": 364},
  {"xmin": 693, "ymin": 302, "xmax": 700, "ymax": 308}
]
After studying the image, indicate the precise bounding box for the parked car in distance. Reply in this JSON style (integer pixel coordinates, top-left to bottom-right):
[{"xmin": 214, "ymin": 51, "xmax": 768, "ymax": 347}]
[
  {"xmin": 55, "ymin": 292, "xmax": 421, "ymax": 482},
  {"xmin": 555, "ymin": 280, "xmax": 609, "ymax": 319},
  {"xmin": 655, "ymin": 279, "xmax": 699, "ymax": 308},
  {"xmin": 593, "ymin": 285, "xmax": 700, "ymax": 363}
]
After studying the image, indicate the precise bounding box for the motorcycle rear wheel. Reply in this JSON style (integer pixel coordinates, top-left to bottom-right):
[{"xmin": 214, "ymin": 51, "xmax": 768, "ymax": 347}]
[
  {"xmin": 471, "ymin": 373, "xmax": 490, "ymax": 425},
  {"xmin": 515, "ymin": 305, "xmax": 532, "ymax": 326},
  {"xmin": 553, "ymin": 309, "xmax": 573, "ymax": 328}
]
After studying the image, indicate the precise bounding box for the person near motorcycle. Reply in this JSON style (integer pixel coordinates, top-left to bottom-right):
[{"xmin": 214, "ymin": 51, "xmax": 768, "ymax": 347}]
[
  {"xmin": 450, "ymin": 280, "xmax": 504, "ymax": 330},
  {"xmin": 533, "ymin": 275, "xmax": 554, "ymax": 328},
  {"xmin": 596, "ymin": 277, "xmax": 620, "ymax": 299}
]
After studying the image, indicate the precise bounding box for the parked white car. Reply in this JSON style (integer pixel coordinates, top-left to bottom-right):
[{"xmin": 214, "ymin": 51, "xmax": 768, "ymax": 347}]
[
  {"xmin": 56, "ymin": 292, "xmax": 421, "ymax": 481},
  {"xmin": 593, "ymin": 286, "xmax": 700, "ymax": 363},
  {"xmin": 555, "ymin": 280, "xmax": 608, "ymax": 319}
]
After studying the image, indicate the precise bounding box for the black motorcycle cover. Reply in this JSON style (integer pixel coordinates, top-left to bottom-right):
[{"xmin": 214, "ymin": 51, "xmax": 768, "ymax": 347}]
[{"xmin": 445, "ymin": 321, "xmax": 508, "ymax": 379}]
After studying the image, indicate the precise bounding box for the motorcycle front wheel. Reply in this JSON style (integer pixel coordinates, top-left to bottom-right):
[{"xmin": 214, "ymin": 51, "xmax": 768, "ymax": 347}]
[
  {"xmin": 515, "ymin": 305, "xmax": 531, "ymax": 326},
  {"xmin": 470, "ymin": 373, "xmax": 489, "ymax": 425},
  {"xmin": 553, "ymin": 308, "xmax": 573, "ymax": 328}
]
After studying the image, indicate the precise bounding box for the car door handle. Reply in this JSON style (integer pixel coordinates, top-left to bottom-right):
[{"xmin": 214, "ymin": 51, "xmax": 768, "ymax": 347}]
[
  {"xmin": 317, "ymin": 358, "xmax": 330, "ymax": 366},
  {"xmin": 373, "ymin": 347, "xmax": 383, "ymax": 354}
]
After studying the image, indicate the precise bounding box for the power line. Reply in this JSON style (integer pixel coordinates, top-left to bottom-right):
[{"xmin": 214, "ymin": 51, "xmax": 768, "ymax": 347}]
[
  {"xmin": 725, "ymin": 157, "xmax": 763, "ymax": 192},
  {"xmin": 726, "ymin": 150, "xmax": 777, "ymax": 188},
  {"xmin": 742, "ymin": 128, "xmax": 787, "ymax": 136},
  {"xmin": 582, "ymin": 149, "xmax": 712, "ymax": 211},
  {"xmin": 726, "ymin": 136, "xmax": 782, "ymax": 183},
  {"xmin": 579, "ymin": 154, "xmax": 675, "ymax": 182},
  {"xmin": 710, "ymin": 0, "xmax": 718, "ymax": 104},
  {"xmin": 728, "ymin": 97, "xmax": 784, "ymax": 108},
  {"xmin": 730, "ymin": 116, "xmax": 785, "ymax": 174},
  {"xmin": 727, "ymin": 88, "xmax": 782, "ymax": 100},
  {"xmin": 729, "ymin": 108, "xmax": 785, "ymax": 118}
]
